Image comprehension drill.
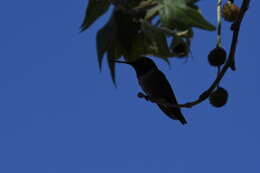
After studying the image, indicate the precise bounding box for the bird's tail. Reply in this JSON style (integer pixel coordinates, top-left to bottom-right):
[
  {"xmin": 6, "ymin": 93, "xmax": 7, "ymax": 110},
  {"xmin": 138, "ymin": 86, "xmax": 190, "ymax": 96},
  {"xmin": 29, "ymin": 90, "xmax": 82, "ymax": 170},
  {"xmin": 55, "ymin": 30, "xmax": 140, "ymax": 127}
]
[
  {"xmin": 177, "ymin": 113, "xmax": 187, "ymax": 125},
  {"xmin": 158, "ymin": 105, "xmax": 187, "ymax": 125}
]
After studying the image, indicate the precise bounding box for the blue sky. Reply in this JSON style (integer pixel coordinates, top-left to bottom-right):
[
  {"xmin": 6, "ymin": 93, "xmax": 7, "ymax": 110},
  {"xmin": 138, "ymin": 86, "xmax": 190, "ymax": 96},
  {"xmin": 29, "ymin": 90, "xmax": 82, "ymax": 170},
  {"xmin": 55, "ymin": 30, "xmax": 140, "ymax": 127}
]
[{"xmin": 0, "ymin": 0, "xmax": 259, "ymax": 173}]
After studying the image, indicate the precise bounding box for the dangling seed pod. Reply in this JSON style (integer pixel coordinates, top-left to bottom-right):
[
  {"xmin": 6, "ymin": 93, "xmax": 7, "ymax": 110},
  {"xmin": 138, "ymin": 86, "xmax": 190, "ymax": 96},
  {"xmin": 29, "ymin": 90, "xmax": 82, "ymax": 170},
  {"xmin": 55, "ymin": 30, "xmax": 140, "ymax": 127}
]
[
  {"xmin": 209, "ymin": 87, "xmax": 229, "ymax": 108},
  {"xmin": 221, "ymin": 2, "xmax": 240, "ymax": 22},
  {"xmin": 208, "ymin": 47, "xmax": 227, "ymax": 67},
  {"xmin": 172, "ymin": 42, "xmax": 188, "ymax": 57},
  {"xmin": 171, "ymin": 39, "xmax": 189, "ymax": 57}
]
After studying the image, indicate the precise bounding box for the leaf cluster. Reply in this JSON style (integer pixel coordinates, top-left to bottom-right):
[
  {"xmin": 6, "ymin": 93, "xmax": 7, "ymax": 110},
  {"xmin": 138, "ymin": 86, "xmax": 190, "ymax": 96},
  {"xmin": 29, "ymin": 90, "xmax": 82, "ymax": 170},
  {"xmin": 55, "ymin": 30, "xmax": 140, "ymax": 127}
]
[{"xmin": 81, "ymin": 0, "xmax": 215, "ymax": 83}]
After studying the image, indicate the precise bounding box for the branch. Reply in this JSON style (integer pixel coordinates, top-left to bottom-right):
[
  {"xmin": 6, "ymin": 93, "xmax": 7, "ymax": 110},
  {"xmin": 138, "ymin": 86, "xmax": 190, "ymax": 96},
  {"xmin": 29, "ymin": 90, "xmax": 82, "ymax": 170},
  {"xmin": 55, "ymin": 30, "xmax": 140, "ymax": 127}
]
[
  {"xmin": 138, "ymin": 0, "xmax": 251, "ymax": 109},
  {"xmin": 137, "ymin": 92, "xmax": 193, "ymax": 108},
  {"xmin": 229, "ymin": 0, "xmax": 250, "ymax": 70}
]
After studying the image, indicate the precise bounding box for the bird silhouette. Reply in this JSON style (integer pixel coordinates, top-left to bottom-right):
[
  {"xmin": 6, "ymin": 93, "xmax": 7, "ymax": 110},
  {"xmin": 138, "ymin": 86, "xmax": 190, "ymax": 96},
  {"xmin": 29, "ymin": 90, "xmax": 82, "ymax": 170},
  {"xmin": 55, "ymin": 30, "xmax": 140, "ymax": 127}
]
[{"xmin": 113, "ymin": 57, "xmax": 187, "ymax": 125}]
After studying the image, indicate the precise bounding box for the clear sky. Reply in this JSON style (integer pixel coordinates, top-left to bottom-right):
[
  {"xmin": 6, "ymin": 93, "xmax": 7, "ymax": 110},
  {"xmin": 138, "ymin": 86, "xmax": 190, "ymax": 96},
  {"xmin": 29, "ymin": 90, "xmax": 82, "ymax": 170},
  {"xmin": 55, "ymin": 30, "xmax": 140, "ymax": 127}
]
[{"xmin": 0, "ymin": 0, "xmax": 259, "ymax": 173}]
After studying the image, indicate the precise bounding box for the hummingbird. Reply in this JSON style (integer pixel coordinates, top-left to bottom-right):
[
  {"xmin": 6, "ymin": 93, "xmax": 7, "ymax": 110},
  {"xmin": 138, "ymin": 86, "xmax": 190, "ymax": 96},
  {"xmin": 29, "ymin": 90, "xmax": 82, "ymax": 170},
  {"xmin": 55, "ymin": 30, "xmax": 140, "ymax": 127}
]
[{"xmin": 113, "ymin": 57, "xmax": 187, "ymax": 125}]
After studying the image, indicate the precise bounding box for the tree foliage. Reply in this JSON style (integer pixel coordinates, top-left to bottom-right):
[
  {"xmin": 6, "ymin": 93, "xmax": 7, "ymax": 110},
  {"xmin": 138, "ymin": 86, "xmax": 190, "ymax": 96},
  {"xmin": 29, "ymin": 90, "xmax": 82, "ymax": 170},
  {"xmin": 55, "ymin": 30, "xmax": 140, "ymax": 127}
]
[
  {"xmin": 80, "ymin": 0, "xmax": 250, "ymax": 109},
  {"xmin": 81, "ymin": 0, "xmax": 215, "ymax": 81}
]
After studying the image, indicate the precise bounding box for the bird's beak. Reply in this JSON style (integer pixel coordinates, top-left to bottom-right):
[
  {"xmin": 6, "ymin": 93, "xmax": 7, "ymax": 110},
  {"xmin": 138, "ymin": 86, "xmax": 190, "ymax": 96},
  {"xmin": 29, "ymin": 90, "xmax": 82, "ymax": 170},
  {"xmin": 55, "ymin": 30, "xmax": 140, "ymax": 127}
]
[{"xmin": 110, "ymin": 60, "xmax": 132, "ymax": 65}]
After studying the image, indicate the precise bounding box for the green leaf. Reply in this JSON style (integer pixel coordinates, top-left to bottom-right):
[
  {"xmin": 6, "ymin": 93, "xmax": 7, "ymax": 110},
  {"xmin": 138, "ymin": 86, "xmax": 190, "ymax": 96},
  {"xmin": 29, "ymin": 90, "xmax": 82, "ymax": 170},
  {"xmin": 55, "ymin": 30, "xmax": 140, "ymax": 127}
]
[
  {"xmin": 159, "ymin": 0, "xmax": 216, "ymax": 31},
  {"xmin": 107, "ymin": 35, "xmax": 124, "ymax": 85},
  {"xmin": 96, "ymin": 15, "xmax": 115, "ymax": 70},
  {"xmin": 113, "ymin": 9, "xmax": 142, "ymax": 55},
  {"xmin": 107, "ymin": 53, "xmax": 117, "ymax": 86},
  {"xmin": 141, "ymin": 21, "xmax": 173, "ymax": 58},
  {"xmin": 145, "ymin": 4, "xmax": 163, "ymax": 20},
  {"xmin": 96, "ymin": 11, "xmax": 123, "ymax": 84},
  {"xmin": 81, "ymin": 0, "xmax": 110, "ymax": 32}
]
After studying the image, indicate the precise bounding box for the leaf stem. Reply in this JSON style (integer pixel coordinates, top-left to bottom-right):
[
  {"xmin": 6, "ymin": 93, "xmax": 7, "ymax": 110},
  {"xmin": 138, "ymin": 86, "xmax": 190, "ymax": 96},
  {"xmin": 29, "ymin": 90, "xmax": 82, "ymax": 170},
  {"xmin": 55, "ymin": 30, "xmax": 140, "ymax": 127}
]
[{"xmin": 217, "ymin": 0, "xmax": 222, "ymax": 47}]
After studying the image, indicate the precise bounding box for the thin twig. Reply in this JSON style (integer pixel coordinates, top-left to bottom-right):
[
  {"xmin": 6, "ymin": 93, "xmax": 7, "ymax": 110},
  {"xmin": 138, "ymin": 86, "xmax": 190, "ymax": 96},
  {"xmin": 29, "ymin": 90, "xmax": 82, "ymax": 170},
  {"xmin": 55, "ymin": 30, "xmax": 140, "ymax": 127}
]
[
  {"xmin": 229, "ymin": 0, "xmax": 250, "ymax": 70},
  {"xmin": 138, "ymin": 92, "xmax": 193, "ymax": 108},
  {"xmin": 180, "ymin": 0, "xmax": 250, "ymax": 108}
]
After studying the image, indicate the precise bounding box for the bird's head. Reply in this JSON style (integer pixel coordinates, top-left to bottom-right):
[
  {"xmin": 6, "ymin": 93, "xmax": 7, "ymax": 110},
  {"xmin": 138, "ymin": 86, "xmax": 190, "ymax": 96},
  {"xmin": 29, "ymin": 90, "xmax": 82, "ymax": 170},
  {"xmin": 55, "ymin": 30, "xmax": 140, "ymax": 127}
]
[{"xmin": 112, "ymin": 57, "xmax": 158, "ymax": 76}]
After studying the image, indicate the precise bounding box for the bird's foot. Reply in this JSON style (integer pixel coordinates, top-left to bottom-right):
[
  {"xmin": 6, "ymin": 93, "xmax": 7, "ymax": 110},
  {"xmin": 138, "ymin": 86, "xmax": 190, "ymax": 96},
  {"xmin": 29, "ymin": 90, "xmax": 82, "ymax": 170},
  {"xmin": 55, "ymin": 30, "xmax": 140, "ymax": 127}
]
[
  {"xmin": 137, "ymin": 92, "xmax": 151, "ymax": 102},
  {"xmin": 137, "ymin": 92, "xmax": 159, "ymax": 103}
]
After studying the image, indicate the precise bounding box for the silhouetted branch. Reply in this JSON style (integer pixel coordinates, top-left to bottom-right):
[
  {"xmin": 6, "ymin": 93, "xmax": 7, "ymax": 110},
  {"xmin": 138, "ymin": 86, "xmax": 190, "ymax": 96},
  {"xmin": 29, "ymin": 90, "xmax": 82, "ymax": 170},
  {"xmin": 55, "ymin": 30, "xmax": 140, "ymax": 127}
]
[{"xmin": 138, "ymin": 0, "xmax": 251, "ymax": 109}]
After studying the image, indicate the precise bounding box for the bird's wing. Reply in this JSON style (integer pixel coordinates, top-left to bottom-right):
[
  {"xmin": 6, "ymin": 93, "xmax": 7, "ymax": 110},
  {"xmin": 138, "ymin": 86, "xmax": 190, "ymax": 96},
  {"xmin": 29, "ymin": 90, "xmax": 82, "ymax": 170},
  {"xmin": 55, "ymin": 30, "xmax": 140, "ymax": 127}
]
[
  {"xmin": 156, "ymin": 71, "xmax": 179, "ymax": 104},
  {"xmin": 156, "ymin": 71, "xmax": 187, "ymax": 124}
]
